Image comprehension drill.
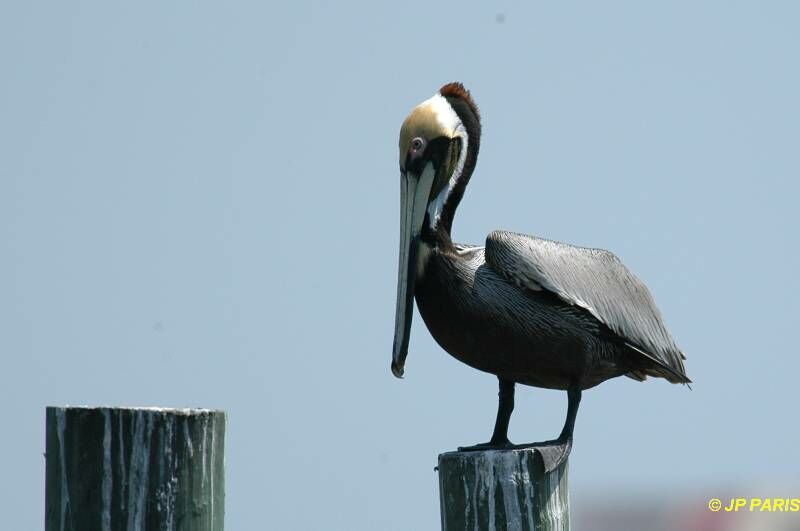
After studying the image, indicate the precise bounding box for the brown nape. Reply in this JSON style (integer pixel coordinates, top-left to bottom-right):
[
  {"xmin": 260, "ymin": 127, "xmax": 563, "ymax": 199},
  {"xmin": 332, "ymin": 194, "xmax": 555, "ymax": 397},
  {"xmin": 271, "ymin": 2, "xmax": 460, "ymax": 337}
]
[{"xmin": 439, "ymin": 82, "xmax": 481, "ymax": 123}]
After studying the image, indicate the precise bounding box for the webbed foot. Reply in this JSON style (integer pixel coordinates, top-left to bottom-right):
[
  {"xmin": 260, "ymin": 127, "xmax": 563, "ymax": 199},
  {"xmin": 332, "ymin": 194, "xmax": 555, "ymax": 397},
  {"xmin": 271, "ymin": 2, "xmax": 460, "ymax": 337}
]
[{"xmin": 457, "ymin": 438, "xmax": 514, "ymax": 452}]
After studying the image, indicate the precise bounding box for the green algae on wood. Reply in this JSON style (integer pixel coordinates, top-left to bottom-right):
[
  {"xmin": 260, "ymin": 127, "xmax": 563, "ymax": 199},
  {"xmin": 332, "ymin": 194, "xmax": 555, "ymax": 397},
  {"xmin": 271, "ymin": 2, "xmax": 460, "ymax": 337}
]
[{"xmin": 45, "ymin": 407, "xmax": 225, "ymax": 531}]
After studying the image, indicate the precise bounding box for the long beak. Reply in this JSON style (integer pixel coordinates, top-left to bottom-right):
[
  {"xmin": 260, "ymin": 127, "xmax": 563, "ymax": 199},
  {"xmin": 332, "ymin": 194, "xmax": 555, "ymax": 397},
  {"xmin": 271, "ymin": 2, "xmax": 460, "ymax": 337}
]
[{"xmin": 391, "ymin": 162, "xmax": 435, "ymax": 378}]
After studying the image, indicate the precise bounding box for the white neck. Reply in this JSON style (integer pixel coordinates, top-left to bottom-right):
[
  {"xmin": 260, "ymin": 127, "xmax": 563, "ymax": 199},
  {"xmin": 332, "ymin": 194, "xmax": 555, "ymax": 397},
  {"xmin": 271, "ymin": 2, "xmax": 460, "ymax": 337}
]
[{"xmin": 423, "ymin": 94, "xmax": 468, "ymax": 230}]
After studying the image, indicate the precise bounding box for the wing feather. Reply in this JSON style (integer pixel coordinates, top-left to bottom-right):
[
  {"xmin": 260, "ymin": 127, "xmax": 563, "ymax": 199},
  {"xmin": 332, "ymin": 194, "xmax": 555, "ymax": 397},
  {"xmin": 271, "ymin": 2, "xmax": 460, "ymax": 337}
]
[{"xmin": 485, "ymin": 230, "xmax": 689, "ymax": 383}]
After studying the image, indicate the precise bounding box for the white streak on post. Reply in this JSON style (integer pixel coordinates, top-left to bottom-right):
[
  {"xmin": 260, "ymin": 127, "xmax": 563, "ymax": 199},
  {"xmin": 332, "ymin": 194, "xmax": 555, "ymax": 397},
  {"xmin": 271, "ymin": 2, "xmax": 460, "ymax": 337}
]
[
  {"xmin": 55, "ymin": 409, "xmax": 71, "ymax": 531},
  {"xmin": 201, "ymin": 417, "xmax": 208, "ymax": 488},
  {"xmin": 117, "ymin": 414, "xmax": 126, "ymax": 511},
  {"xmin": 486, "ymin": 456, "xmax": 496, "ymax": 531},
  {"xmin": 126, "ymin": 410, "xmax": 153, "ymax": 531},
  {"xmin": 183, "ymin": 418, "xmax": 193, "ymax": 458},
  {"xmin": 471, "ymin": 459, "xmax": 479, "ymax": 531},
  {"xmin": 462, "ymin": 478, "xmax": 470, "ymax": 527},
  {"xmin": 521, "ymin": 455, "xmax": 535, "ymax": 524},
  {"xmin": 101, "ymin": 410, "xmax": 112, "ymax": 531},
  {"xmin": 500, "ymin": 455, "xmax": 522, "ymax": 531},
  {"xmin": 161, "ymin": 415, "xmax": 177, "ymax": 531},
  {"xmin": 210, "ymin": 414, "xmax": 216, "ymax": 528},
  {"xmin": 542, "ymin": 461, "xmax": 569, "ymax": 529}
]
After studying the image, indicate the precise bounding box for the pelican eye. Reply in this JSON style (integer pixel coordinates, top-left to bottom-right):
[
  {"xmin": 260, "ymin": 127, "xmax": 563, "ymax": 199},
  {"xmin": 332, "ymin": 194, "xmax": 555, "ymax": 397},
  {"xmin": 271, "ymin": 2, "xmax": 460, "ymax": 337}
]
[{"xmin": 410, "ymin": 137, "xmax": 425, "ymax": 153}]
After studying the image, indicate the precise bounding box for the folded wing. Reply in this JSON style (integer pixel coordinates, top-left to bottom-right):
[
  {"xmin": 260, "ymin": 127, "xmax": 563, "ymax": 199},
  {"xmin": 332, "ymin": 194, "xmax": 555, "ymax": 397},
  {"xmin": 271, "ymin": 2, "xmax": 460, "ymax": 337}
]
[{"xmin": 485, "ymin": 230, "xmax": 689, "ymax": 384}]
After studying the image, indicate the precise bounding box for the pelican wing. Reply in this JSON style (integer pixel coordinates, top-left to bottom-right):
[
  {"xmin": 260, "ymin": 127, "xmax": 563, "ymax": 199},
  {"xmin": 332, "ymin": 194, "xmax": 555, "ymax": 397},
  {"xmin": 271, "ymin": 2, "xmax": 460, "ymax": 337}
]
[{"xmin": 485, "ymin": 230, "xmax": 689, "ymax": 383}]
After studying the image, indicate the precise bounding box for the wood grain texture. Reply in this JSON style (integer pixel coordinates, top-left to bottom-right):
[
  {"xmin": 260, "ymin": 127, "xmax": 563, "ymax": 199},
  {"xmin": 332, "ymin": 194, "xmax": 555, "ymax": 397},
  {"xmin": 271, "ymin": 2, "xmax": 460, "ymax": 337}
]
[
  {"xmin": 45, "ymin": 406, "xmax": 225, "ymax": 531},
  {"xmin": 438, "ymin": 449, "xmax": 569, "ymax": 531}
]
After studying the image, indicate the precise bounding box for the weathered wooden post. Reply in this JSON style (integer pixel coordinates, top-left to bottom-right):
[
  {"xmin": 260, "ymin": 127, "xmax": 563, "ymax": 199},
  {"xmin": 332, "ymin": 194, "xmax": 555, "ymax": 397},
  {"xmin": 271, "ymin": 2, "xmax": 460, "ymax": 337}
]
[
  {"xmin": 45, "ymin": 406, "xmax": 225, "ymax": 531},
  {"xmin": 438, "ymin": 448, "xmax": 570, "ymax": 530}
]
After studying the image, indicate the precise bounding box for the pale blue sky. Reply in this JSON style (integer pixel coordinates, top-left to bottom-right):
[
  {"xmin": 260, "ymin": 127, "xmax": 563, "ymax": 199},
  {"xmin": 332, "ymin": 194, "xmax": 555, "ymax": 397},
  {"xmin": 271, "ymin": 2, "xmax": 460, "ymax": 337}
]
[{"xmin": 1, "ymin": 2, "xmax": 798, "ymax": 529}]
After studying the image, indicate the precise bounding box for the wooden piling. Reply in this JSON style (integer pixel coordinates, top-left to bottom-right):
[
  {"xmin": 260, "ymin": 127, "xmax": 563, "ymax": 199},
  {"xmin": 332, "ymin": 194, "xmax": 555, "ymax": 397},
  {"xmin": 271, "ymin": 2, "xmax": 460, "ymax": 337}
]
[
  {"xmin": 438, "ymin": 449, "xmax": 570, "ymax": 531},
  {"xmin": 45, "ymin": 406, "xmax": 225, "ymax": 531}
]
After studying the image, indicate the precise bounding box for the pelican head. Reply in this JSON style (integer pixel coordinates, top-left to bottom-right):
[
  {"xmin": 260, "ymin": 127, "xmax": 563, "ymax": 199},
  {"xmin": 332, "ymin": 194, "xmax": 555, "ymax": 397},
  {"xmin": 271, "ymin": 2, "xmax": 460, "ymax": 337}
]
[{"xmin": 391, "ymin": 82, "xmax": 481, "ymax": 378}]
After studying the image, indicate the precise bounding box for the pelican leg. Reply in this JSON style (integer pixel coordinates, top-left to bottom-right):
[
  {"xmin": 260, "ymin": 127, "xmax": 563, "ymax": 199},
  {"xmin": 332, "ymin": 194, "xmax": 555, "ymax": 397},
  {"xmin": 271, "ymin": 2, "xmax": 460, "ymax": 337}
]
[
  {"xmin": 457, "ymin": 382, "xmax": 582, "ymax": 472},
  {"xmin": 458, "ymin": 378, "xmax": 515, "ymax": 451},
  {"xmin": 489, "ymin": 378, "xmax": 515, "ymax": 445},
  {"xmin": 557, "ymin": 386, "xmax": 581, "ymax": 442},
  {"xmin": 508, "ymin": 385, "xmax": 581, "ymax": 472}
]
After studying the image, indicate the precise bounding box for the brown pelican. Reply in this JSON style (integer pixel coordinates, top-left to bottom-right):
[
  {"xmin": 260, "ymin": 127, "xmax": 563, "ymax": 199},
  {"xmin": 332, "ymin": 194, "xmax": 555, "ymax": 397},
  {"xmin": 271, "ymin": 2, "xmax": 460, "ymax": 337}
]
[{"xmin": 392, "ymin": 82, "xmax": 689, "ymax": 471}]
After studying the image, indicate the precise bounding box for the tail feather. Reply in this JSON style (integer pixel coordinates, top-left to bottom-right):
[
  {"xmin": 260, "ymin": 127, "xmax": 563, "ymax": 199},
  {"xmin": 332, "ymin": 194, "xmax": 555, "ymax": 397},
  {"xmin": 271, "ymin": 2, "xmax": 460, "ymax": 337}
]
[{"xmin": 625, "ymin": 342, "xmax": 692, "ymax": 385}]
